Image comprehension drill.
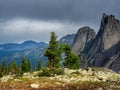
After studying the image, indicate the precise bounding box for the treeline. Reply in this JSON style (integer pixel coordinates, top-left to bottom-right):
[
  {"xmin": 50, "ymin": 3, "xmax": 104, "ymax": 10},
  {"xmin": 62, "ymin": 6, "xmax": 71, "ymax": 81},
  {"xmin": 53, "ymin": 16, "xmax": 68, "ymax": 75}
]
[
  {"xmin": 0, "ymin": 32, "xmax": 80, "ymax": 77},
  {"xmin": 0, "ymin": 57, "xmax": 42, "ymax": 77}
]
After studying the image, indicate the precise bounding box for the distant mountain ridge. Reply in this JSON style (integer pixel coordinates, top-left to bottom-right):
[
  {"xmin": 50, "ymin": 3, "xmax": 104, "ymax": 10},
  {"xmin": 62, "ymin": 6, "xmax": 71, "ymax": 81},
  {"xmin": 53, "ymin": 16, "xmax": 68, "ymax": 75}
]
[
  {"xmin": 0, "ymin": 40, "xmax": 48, "ymax": 66},
  {"xmin": 0, "ymin": 40, "xmax": 48, "ymax": 51},
  {"xmin": 59, "ymin": 34, "xmax": 76, "ymax": 45}
]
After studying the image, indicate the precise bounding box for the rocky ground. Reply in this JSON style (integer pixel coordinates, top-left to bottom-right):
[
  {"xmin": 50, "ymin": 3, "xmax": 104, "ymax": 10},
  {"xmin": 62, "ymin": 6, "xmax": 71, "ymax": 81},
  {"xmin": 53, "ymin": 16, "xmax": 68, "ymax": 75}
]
[{"xmin": 0, "ymin": 67, "xmax": 120, "ymax": 90}]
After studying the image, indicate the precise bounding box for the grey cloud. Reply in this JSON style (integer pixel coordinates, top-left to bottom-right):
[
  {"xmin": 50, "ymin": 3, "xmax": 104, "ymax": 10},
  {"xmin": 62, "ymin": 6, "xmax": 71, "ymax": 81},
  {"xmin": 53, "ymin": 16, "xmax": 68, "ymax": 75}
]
[
  {"xmin": 0, "ymin": 0, "xmax": 120, "ymax": 43},
  {"xmin": 0, "ymin": 0, "xmax": 120, "ymax": 23},
  {"xmin": 0, "ymin": 18, "xmax": 81, "ymax": 44}
]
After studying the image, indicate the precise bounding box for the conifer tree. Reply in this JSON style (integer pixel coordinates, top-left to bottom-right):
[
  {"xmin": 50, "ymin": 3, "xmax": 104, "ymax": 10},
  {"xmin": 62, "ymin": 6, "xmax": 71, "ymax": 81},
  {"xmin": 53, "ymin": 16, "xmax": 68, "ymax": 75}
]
[
  {"xmin": 27, "ymin": 59, "xmax": 31, "ymax": 72},
  {"xmin": 8, "ymin": 60, "xmax": 18, "ymax": 74},
  {"xmin": 13, "ymin": 60, "xmax": 17, "ymax": 72},
  {"xmin": 63, "ymin": 44, "xmax": 71, "ymax": 68},
  {"xmin": 44, "ymin": 32, "xmax": 62, "ymax": 68},
  {"xmin": 63, "ymin": 44, "xmax": 80, "ymax": 69},
  {"xmin": 37, "ymin": 60, "xmax": 42, "ymax": 70},
  {"xmin": 0, "ymin": 64, "xmax": 3, "ymax": 77},
  {"xmin": 21, "ymin": 57, "xmax": 28, "ymax": 72},
  {"xmin": 2, "ymin": 60, "xmax": 7, "ymax": 74}
]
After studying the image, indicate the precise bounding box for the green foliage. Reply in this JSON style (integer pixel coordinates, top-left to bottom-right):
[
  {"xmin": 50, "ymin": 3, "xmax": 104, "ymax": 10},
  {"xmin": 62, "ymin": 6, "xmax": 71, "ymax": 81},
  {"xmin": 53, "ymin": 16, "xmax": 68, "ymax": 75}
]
[
  {"xmin": 0, "ymin": 60, "xmax": 21, "ymax": 76},
  {"xmin": 21, "ymin": 57, "xmax": 31, "ymax": 73},
  {"xmin": 0, "ymin": 57, "xmax": 32, "ymax": 76},
  {"xmin": 8, "ymin": 60, "xmax": 18, "ymax": 74},
  {"xmin": 0, "ymin": 72, "xmax": 3, "ymax": 77},
  {"xmin": 0, "ymin": 60, "xmax": 8, "ymax": 76},
  {"xmin": 63, "ymin": 44, "xmax": 80, "ymax": 69},
  {"xmin": 16, "ymin": 65, "xmax": 22, "ymax": 75},
  {"xmin": 0, "ymin": 65, "xmax": 3, "ymax": 77},
  {"xmin": 27, "ymin": 59, "xmax": 31, "ymax": 71},
  {"xmin": 44, "ymin": 32, "xmax": 62, "ymax": 68},
  {"xmin": 8, "ymin": 60, "xmax": 22, "ymax": 75},
  {"xmin": 44, "ymin": 32, "xmax": 80, "ymax": 69},
  {"xmin": 69, "ymin": 52, "xmax": 80, "ymax": 69},
  {"xmin": 38, "ymin": 68, "xmax": 64, "ymax": 77},
  {"xmin": 37, "ymin": 60, "xmax": 42, "ymax": 70},
  {"xmin": 21, "ymin": 57, "xmax": 27, "ymax": 72},
  {"xmin": 2, "ymin": 60, "xmax": 7, "ymax": 75}
]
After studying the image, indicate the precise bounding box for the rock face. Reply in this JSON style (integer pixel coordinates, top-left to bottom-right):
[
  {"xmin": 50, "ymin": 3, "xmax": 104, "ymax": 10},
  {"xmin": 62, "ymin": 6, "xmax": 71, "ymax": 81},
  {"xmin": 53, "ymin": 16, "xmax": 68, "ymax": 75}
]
[
  {"xmin": 59, "ymin": 34, "xmax": 76, "ymax": 45},
  {"xmin": 72, "ymin": 26, "xmax": 96, "ymax": 55},
  {"xmin": 86, "ymin": 14, "xmax": 120, "ymax": 72}
]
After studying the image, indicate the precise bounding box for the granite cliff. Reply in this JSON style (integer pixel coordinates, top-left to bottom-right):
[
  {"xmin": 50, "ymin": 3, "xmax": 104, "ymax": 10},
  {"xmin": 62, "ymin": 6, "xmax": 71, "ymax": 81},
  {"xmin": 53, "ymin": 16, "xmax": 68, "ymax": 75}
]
[
  {"xmin": 72, "ymin": 14, "xmax": 120, "ymax": 72},
  {"xmin": 86, "ymin": 14, "xmax": 120, "ymax": 72},
  {"xmin": 72, "ymin": 26, "xmax": 96, "ymax": 55}
]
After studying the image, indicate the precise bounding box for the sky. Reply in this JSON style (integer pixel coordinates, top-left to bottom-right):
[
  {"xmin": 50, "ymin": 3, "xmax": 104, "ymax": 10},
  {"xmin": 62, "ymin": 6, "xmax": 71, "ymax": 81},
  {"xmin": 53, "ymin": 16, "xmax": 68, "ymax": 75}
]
[{"xmin": 0, "ymin": 0, "xmax": 120, "ymax": 44}]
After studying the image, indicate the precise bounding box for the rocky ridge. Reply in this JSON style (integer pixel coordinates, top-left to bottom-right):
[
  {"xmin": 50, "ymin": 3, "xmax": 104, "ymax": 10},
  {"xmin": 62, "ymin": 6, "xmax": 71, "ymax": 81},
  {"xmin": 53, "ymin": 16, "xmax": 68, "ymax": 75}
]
[
  {"xmin": 59, "ymin": 34, "xmax": 76, "ymax": 45},
  {"xmin": 86, "ymin": 14, "xmax": 120, "ymax": 72},
  {"xmin": 72, "ymin": 26, "xmax": 96, "ymax": 55},
  {"xmin": 72, "ymin": 14, "xmax": 120, "ymax": 72}
]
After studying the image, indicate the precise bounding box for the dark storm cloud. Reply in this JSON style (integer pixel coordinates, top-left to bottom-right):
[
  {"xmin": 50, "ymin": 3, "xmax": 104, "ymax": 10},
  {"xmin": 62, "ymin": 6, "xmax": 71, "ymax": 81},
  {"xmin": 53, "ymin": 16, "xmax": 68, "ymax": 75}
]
[
  {"xmin": 0, "ymin": 0, "xmax": 120, "ymax": 23},
  {"xmin": 0, "ymin": 0, "xmax": 120, "ymax": 43}
]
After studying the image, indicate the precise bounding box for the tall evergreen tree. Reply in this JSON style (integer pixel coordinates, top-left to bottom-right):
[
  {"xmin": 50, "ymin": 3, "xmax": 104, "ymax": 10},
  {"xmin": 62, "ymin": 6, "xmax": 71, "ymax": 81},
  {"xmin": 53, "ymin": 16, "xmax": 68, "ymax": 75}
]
[
  {"xmin": 63, "ymin": 44, "xmax": 71, "ymax": 68},
  {"xmin": 27, "ymin": 59, "xmax": 31, "ymax": 72},
  {"xmin": 21, "ymin": 57, "xmax": 28, "ymax": 72},
  {"xmin": 63, "ymin": 44, "xmax": 80, "ymax": 69},
  {"xmin": 44, "ymin": 32, "xmax": 62, "ymax": 68},
  {"xmin": 2, "ymin": 60, "xmax": 7, "ymax": 74},
  {"xmin": 8, "ymin": 60, "xmax": 18, "ymax": 74},
  {"xmin": 37, "ymin": 60, "xmax": 42, "ymax": 70},
  {"xmin": 0, "ymin": 64, "xmax": 3, "ymax": 77}
]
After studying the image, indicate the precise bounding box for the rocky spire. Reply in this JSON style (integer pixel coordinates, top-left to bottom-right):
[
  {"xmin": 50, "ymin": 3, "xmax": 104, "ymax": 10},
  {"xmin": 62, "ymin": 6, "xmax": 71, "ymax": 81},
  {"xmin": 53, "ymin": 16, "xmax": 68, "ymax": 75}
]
[
  {"xmin": 95, "ymin": 13, "xmax": 120, "ymax": 51},
  {"xmin": 86, "ymin": 14, "xmax": 120, "ymax": 72},
  {"xmin": 72, "ymin": 26, "xmax": 96, "ymax": 55}
]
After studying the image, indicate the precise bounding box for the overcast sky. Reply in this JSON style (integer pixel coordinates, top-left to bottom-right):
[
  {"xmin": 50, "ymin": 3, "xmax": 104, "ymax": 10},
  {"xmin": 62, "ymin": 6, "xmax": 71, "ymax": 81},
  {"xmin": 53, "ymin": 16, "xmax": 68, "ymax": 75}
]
[{"xmin": 0, "ymin": 0, "xmax": 120, "ymax": 44}]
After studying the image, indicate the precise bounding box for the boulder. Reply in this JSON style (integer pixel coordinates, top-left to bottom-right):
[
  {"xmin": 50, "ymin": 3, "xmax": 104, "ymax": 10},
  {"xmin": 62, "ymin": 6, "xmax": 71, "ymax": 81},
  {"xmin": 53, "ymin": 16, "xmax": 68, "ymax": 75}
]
[{"xmin": 31, "ymin": 83, "xmax": 40, "ymax": 89}]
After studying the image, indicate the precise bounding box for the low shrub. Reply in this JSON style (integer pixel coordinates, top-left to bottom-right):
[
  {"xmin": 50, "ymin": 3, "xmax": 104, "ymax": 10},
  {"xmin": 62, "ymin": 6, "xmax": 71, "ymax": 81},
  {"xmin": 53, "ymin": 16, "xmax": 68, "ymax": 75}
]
[
  {"xmin": 0, "ymin": 72, "xmax": 3, "ymax": 77},
  {"xmin": 38, "ymin": 68, "xmax": 64, "ymax": 77}
]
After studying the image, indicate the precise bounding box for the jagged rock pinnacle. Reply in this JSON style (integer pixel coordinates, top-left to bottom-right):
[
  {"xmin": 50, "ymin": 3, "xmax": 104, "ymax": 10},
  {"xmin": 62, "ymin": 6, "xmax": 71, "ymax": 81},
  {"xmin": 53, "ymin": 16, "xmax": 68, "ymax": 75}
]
[{"xmin": 86, "ymin": 14, "xmax": 120, "ymax": 72}]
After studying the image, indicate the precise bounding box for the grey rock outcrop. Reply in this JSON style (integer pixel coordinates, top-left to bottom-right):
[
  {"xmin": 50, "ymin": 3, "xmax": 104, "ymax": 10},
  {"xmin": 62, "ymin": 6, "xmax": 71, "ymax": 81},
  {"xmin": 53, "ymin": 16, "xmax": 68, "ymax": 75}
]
[
  {"xmin": 72, "ymin": 26, "xmax": 96, "ymax": 55},
  {"xmin": 59, "ymin": 34, "xmax": 76, "ymax": 45},
  {"xmin": 86, "ymin": 14, "xmax": 120, "ymax": 72}
]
